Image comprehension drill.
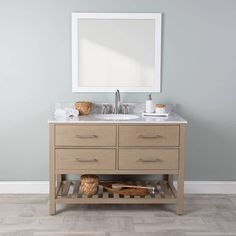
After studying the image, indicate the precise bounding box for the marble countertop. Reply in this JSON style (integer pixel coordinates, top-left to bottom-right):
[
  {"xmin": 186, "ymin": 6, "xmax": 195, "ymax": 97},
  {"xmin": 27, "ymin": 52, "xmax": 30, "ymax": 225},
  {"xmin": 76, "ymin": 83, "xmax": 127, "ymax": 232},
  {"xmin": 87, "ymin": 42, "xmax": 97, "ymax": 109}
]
[{"xmin": 48, "ymin": 113, "xmax": 187, "ymax": 124}]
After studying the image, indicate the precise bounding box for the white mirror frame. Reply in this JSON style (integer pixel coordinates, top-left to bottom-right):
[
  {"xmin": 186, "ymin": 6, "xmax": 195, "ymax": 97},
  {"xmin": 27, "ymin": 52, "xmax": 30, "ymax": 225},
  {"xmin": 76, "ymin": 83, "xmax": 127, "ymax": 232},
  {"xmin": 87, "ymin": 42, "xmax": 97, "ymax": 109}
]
[{"xmin": 72, "ymin": 13, "xmax": 162, "ymax": 92}]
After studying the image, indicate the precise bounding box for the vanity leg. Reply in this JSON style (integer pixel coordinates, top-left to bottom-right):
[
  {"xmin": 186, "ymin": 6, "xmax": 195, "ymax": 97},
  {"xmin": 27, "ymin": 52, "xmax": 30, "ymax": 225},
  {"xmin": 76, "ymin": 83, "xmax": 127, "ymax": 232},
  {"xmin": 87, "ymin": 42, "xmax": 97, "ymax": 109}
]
[
  {"xmin": 176, "ymin": 124, "xmax": 186, "ymax": 215},
  {"xmin": 49, "ymin": 124, "xmax": 56, "ymax": 215},
  {"xmin": 176, "ymin": 173, "xmax": 184, "ymax": 215},
  {"xmin": 49, "ymin": 174, "xmax": 56, "ymax": 215}
]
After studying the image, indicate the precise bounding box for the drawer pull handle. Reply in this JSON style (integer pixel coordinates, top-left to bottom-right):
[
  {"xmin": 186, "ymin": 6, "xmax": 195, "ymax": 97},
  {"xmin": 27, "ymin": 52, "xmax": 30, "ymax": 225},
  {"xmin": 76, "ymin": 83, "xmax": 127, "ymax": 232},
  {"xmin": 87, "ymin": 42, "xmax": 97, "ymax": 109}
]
[
  {"xmin": 138, "ymin": 134, "xmax": 162, "ymax": 139},
  {"xmin": 138, "ymin": 158, "xmax": 162, "ymax": 163},
  {"xmin": 75, "ymin": 134, "xmax": 98, "ymax": 139},
  {"xmin": 75, "ymin": 158, "xmax": 98, "ymax": 163}
]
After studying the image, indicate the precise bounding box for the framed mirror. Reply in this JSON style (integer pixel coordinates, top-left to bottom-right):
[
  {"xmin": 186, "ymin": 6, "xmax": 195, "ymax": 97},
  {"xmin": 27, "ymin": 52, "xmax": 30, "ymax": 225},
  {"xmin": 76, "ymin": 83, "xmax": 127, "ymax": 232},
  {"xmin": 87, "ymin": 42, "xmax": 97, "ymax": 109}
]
[{"xmin": 72, "ymin": 13, "xmax": 162, "ymax": 92}]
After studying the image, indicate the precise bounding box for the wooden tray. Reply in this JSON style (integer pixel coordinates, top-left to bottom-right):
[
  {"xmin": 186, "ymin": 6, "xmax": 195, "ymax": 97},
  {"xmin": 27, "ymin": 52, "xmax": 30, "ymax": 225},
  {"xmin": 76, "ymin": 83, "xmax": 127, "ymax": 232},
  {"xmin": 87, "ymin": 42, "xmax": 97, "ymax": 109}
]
[{"xmin": 101, "ymin": 182, "xmax": 149, "ymax": 197}]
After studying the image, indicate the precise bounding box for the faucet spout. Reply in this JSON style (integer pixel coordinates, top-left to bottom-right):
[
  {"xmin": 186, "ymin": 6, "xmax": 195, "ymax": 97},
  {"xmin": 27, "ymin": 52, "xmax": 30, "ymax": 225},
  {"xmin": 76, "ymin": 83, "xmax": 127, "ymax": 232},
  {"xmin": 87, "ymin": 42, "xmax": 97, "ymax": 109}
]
[{"xmin": 114, "ymin": 89, "xmax": 120, "ymax": 114}]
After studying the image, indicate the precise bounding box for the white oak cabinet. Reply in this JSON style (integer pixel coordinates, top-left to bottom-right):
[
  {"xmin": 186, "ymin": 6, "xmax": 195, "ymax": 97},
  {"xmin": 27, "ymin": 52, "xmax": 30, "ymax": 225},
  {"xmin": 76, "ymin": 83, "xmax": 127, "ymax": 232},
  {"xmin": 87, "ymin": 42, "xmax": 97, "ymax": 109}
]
[{"xmin": 49, "ymin": 122, "xmax": 186, "ymax": 215}]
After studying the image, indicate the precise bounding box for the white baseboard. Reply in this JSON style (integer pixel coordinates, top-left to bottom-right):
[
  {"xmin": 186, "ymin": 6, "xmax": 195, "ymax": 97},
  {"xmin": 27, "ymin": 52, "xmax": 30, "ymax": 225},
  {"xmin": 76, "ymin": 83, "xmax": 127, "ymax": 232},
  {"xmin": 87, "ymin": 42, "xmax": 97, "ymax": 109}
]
[
  {"xmin": 0, "ymin": 181, "xmax": 235, "ymax": 194},
  {"xmin": 181, "ymin": 181, "xmax": 236, "ymax": 194},
  {"xmin": 0, "ymin": 181, "xmax": 49, "ymax": 194}
]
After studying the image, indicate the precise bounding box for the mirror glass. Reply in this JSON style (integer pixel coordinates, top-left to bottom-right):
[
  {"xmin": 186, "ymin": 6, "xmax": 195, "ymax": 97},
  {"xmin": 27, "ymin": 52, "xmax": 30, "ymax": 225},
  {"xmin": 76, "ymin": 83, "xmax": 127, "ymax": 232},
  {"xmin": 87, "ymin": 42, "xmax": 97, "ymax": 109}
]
[{"xmin": 72, "ymin": 13, "xmax": 162, "ymax": 92}]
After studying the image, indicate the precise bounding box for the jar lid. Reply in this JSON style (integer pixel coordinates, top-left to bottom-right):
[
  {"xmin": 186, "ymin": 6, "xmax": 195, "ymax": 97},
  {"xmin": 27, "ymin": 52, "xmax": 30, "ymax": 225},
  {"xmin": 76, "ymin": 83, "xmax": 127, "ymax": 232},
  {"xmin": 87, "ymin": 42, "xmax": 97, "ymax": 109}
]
[
  {"xmin": 80, "ymin": 174, "xmax": 99, "ymax": 183},
  {"xmin": 155, "ymin": 104, "xmax": 165, "ymax": 108}
]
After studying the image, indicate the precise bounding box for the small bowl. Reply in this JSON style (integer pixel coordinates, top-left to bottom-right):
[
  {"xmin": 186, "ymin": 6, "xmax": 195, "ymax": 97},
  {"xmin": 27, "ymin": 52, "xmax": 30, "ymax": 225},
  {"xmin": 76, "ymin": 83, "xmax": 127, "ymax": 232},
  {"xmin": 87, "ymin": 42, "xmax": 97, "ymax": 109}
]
[{"xmin": 75, "ymin": 101, "xmax": 93, "ymax": 115}]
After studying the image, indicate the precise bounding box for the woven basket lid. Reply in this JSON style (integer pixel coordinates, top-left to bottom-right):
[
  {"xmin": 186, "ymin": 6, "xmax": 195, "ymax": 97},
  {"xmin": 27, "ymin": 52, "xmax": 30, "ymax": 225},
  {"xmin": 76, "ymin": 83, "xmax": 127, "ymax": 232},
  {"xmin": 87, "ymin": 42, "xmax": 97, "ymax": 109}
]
[{"xmin": 80, "ymin": 174, "xmax": 99, "ymax": 183}]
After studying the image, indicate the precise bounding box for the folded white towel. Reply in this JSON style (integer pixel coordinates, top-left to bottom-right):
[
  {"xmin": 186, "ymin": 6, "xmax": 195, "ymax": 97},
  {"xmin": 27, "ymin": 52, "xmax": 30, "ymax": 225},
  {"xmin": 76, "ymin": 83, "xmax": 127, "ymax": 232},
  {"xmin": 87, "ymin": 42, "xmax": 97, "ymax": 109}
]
[{"xmin": 54, "ymin": 108, "xmax": 79, "ymax": 119}]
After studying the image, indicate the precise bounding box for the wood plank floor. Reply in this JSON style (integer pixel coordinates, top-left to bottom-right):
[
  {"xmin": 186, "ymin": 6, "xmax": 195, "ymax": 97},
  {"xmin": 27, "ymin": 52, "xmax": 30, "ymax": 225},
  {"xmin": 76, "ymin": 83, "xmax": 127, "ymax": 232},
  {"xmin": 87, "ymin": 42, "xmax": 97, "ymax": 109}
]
[{"xmin": 0, "ymin": 194, "xmax": 236, "ymax": 236}]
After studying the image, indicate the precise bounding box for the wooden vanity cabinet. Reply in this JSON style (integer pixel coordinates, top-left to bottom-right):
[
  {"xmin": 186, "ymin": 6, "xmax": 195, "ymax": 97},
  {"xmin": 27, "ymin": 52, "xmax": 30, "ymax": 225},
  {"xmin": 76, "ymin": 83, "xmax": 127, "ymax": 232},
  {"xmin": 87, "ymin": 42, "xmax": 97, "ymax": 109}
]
[{"xmin": 49, "ymin": 123, "xmax": 186, "ymax": 215}]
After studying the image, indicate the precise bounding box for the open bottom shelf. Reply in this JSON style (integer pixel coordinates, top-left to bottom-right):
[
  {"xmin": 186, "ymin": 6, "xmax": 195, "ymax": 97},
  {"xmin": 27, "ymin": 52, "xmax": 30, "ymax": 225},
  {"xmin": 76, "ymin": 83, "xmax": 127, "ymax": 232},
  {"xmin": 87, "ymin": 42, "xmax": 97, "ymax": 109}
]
[{"xmin": 56, "ymin": 180, "xmax": 177, "ymax": 204}]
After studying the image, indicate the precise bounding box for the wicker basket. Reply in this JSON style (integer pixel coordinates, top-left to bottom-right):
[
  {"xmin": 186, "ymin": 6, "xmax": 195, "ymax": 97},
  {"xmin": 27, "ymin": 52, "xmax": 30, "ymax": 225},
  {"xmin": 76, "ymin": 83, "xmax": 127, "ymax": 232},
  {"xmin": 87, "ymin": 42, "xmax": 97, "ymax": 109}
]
[
  {"xmin": 75, "ymin": 101, "xmax": 93, "ymax": 115},
  {"xmin": 80, "ymin": 175, "xmax": 99, "ymax": 196}
]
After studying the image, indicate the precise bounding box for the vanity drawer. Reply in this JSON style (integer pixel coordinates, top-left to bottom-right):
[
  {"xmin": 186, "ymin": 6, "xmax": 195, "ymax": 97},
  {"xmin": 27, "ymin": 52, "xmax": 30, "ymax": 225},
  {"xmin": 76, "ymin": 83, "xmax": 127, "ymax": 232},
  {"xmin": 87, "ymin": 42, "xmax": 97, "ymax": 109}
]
[
  {"xmin": 119, "ymin": 125, "xmax": 179, "ymax": 147},
  {"xmin": 55, "ymin": 125, "xmax": 116, "ymax": 146},
  {"xmin": 119, "ymin": 149, "xmax": 178, "ymax": 170},
  {"xmin": 56, "ymin": 149, "xmax": 116, "ymax": 170}
]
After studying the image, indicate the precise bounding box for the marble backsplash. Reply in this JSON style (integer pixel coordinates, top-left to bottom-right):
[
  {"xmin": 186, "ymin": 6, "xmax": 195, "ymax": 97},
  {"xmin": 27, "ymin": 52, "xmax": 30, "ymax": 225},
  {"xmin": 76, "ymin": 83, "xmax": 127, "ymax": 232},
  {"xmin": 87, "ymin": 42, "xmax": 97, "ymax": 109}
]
[{"xmin": 53, "ymin": 102, "xmax": 176, "ymax": 116}]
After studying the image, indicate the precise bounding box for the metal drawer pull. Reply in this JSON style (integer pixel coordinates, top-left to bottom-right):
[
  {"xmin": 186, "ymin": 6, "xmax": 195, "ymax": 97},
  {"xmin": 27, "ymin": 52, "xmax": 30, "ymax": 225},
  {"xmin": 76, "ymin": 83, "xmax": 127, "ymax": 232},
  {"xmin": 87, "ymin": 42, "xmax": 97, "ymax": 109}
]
[
  {"xmin": 138, "ymin": 158, "xmax": 162, "ymax": 163},
  {"xmin": 75, "ymin": 134, "xmax": 98, "ymax": 139},
  {"xmin": 138, "ymin": 134, "xmax": 162, "ymax": 139},
  {"xmin": 75, "ymin": 158, "xmax": 98, "ymax": 163}
]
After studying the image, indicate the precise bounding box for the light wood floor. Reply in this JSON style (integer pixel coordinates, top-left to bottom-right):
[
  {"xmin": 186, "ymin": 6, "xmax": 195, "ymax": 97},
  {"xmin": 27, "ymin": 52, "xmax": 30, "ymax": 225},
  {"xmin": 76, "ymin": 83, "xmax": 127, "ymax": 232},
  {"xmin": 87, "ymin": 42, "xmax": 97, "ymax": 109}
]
[{"xmin": 0, "ymin": 194, "xmax": 236, "ymax": 236}]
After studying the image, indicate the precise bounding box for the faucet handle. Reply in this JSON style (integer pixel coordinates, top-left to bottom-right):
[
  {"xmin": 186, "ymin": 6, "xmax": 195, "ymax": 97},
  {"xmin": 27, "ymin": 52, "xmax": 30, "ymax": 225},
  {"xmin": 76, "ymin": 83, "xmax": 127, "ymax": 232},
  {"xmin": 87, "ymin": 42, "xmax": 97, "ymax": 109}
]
[
  {"xmin": 102, "ymin": 104, "xmax": 106, "ymax": 114},
  {"xmin": 122, "ymin": 104, "xmax": 129, "ymax": 114},
  {"xmin": 125, "ymin": 105, "xmax": 129, "ymax": 114},
  {"xmin": 102, "ymin": 104, "xmax": 111, "ymax": 114}
]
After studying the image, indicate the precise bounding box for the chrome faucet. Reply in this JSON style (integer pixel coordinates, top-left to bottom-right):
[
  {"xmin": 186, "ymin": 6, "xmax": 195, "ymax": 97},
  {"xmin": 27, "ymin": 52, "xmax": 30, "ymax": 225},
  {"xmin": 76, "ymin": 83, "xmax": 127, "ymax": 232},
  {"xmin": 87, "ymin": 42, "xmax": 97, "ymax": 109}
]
[{"xmin": 113, "ymin": 89, "xmax": 121, "ymax": 114}]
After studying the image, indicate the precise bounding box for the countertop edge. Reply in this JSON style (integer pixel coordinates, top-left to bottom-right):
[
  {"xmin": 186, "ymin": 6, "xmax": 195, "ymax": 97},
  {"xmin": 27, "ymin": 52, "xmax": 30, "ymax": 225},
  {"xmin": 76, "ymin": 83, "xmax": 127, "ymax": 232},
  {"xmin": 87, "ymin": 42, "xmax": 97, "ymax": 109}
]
[{"xmin": 48, "ymin": 121, "xmax": 188, "ymax": 124}]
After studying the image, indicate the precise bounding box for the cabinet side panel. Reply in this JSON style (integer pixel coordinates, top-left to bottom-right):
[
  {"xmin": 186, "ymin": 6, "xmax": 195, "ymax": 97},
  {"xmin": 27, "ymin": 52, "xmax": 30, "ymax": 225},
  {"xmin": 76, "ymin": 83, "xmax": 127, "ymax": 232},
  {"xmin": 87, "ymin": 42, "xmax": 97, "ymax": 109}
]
[
  {"xmin": 49, "ymin": 124, "xmax": 56, "ymax": 215},
  {"xmin": 176, "ymin": 124, "xmax": 186, "ymax": 215}
]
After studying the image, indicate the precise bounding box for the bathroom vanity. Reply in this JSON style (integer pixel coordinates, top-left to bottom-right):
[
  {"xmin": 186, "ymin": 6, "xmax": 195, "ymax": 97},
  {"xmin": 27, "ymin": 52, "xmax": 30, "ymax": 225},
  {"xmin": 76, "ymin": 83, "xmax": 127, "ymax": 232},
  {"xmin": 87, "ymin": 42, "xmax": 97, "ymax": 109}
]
[
  {"xmin": 49, "ymin": 114, "xmax": 187, "ymax": 215},
  {"xmin": 48, "ymin": 13, "xmax": 186, "ymax": 215}
]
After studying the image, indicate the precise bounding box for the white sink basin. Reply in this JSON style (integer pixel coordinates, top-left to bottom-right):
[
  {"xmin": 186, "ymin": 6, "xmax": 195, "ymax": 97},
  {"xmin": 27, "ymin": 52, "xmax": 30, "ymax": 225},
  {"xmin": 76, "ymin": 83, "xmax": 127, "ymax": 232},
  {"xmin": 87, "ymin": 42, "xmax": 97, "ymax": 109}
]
[{"xmin": 95, "ymin": 114, "xmax": 139, "ymax": 120}]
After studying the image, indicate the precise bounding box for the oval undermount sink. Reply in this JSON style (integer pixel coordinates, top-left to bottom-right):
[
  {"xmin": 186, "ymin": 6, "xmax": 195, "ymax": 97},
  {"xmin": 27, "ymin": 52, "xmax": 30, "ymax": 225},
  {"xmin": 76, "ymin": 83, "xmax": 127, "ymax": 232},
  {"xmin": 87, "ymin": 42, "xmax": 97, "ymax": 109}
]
[{"xmin": 95, "ymin": 114, "xmax": 139, "ymax": 120}]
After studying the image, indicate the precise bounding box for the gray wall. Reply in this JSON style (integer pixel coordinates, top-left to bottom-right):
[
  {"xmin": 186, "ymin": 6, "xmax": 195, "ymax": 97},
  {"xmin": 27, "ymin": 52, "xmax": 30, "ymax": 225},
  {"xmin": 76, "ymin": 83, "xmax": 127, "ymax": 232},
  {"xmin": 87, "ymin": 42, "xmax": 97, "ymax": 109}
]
[{"xmin": 0, "ymin": 0, "xmax": 235, "ymax": 181}]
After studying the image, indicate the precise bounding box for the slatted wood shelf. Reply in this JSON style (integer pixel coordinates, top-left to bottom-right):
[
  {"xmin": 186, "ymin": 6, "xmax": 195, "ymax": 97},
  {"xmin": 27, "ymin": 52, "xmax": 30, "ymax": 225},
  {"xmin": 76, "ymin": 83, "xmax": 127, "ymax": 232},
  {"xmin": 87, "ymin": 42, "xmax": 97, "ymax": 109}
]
[{"xmin": 56, "ymin": 180, "xmax": 177, "ymax": 204}]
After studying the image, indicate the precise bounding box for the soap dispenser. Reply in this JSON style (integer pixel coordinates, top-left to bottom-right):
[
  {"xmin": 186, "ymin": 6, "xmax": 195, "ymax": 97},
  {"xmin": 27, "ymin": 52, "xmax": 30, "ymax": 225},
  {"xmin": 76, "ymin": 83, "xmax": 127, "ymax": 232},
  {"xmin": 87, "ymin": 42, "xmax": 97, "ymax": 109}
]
[{"xmin": 145, "ymin": 93, "xmax": 154, "ymax": 113}]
